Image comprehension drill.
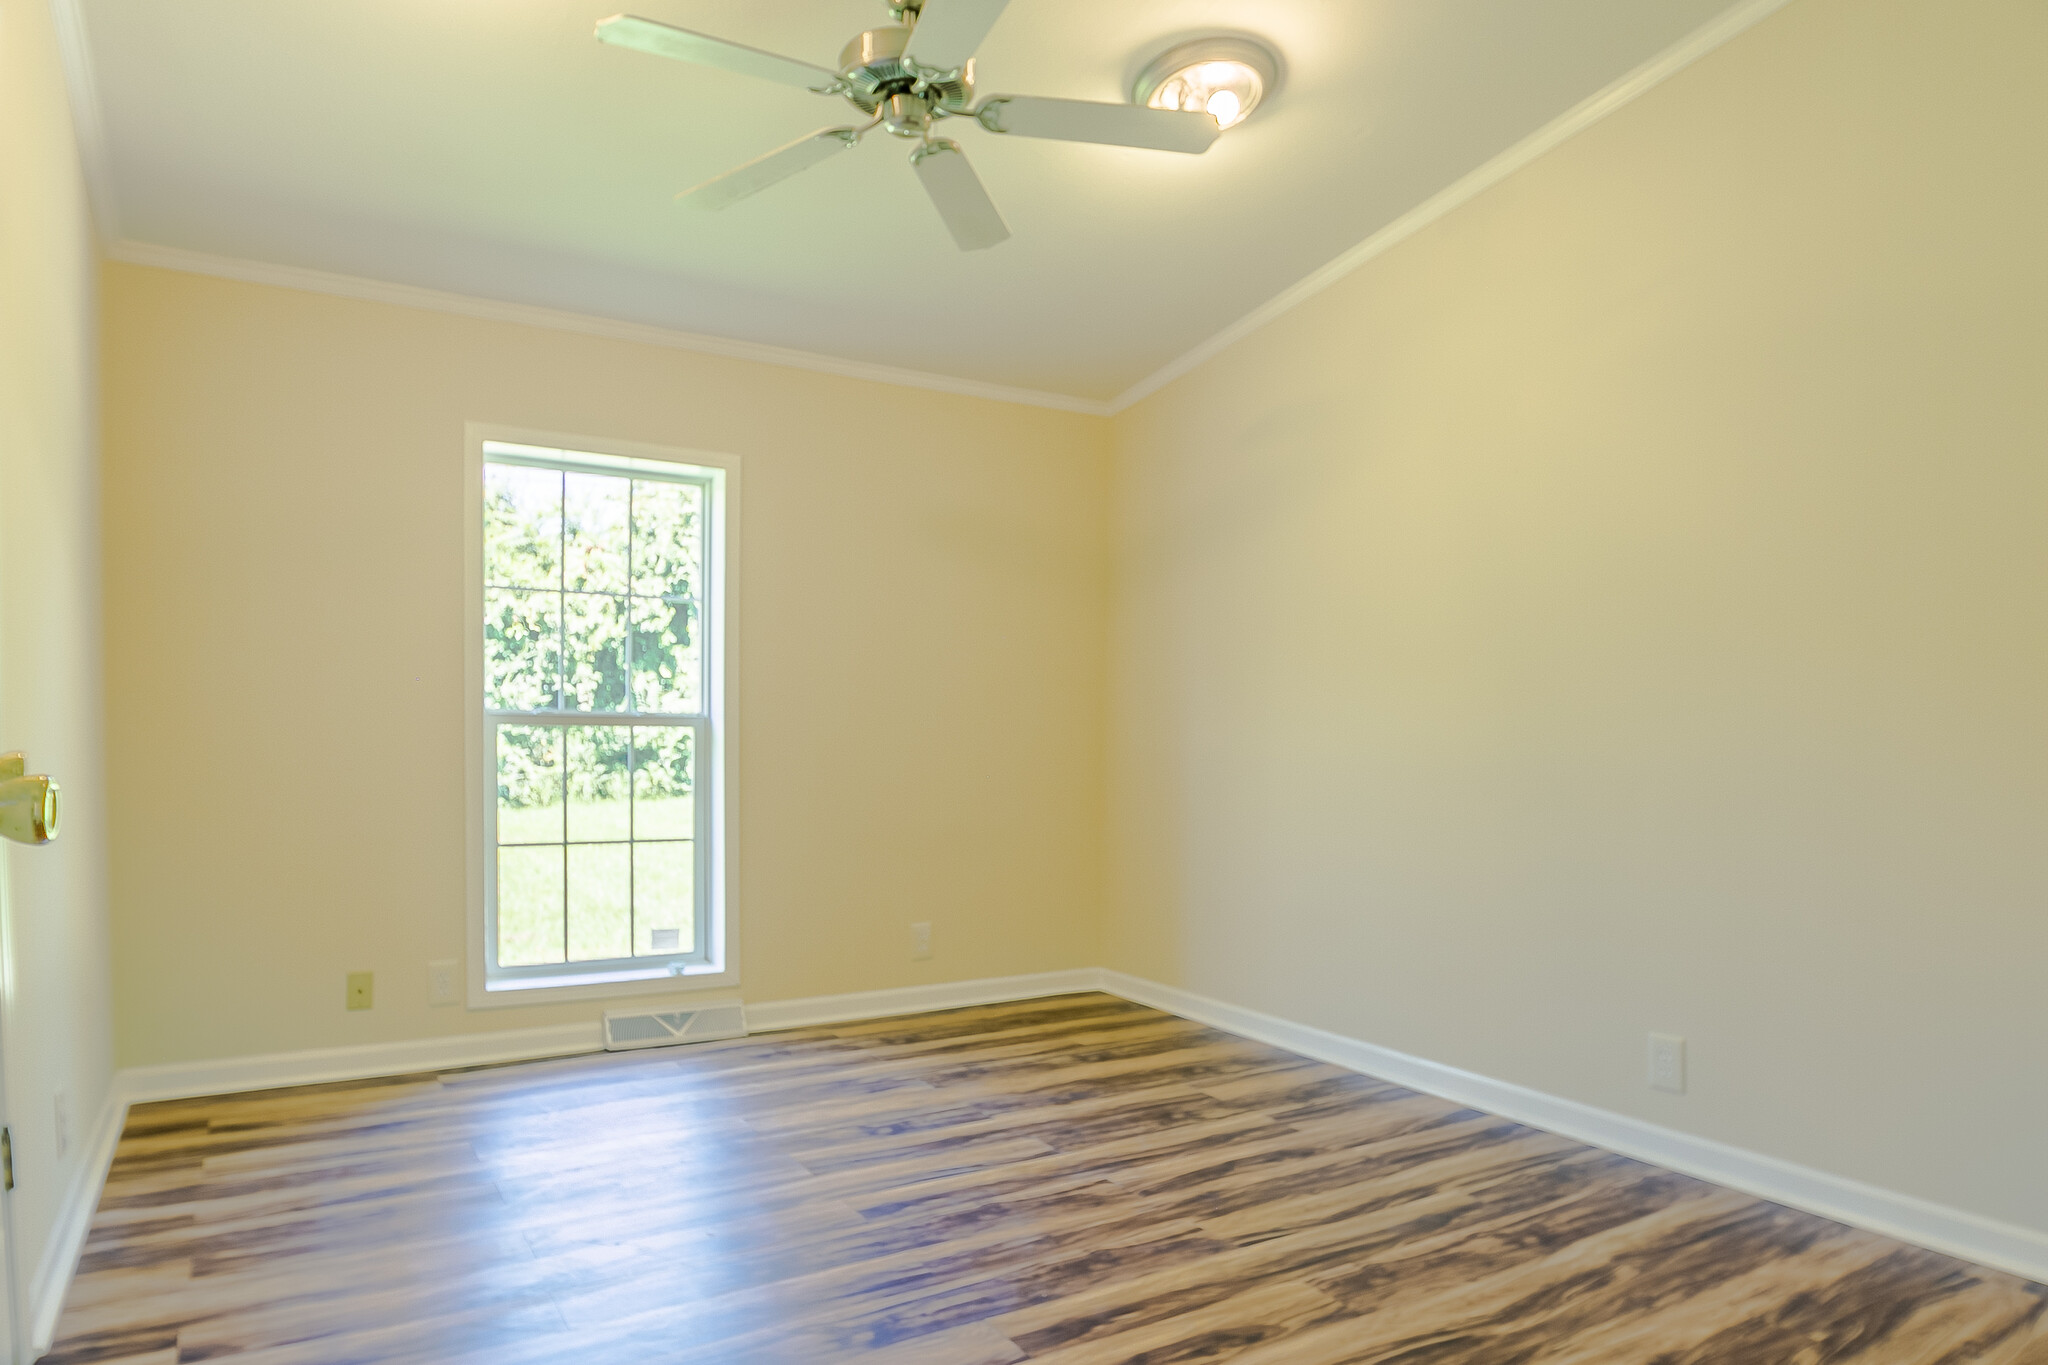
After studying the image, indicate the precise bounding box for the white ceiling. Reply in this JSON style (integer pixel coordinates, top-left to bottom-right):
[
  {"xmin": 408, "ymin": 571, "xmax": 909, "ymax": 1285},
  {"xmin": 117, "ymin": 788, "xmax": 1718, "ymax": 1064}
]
[{"xmin": 75, "ymin": 0, "xmax": 1743, "ymax": 403}]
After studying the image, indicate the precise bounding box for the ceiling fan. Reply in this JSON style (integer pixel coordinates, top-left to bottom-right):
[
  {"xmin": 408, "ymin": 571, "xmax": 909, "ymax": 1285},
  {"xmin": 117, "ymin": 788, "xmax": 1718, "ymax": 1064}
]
[{"xmin": 594, "ymin": 0, "xmax": 1223, "ymax": 251}]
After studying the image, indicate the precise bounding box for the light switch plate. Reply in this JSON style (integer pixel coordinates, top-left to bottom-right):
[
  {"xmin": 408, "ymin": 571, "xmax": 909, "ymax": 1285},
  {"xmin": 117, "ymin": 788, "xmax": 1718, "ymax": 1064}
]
[
  {"xmin": 1648, "ymin": 1032, "xmax": 1686, "ymax": 1094},
  {"xmin": 428, "ymin": 960, "xmax": 459, "ymax": 1006}
]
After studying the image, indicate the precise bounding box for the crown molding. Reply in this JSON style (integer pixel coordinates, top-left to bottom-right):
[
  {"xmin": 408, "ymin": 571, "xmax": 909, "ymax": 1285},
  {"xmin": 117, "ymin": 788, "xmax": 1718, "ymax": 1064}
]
[
  {"xmin": 85, "ymin": 0, "xmax": 1793, "ymax": 421},
  {"xmin": 1104, "ymin": 0, "xmax": 1800, "ymax": 414},
  {"xmin": 47, "ymin": 0, "xmax": 120, "ymax": 240},
  {"xmin": 102, "ymin": 239, "xmax": 1117, "ymax": 417}
]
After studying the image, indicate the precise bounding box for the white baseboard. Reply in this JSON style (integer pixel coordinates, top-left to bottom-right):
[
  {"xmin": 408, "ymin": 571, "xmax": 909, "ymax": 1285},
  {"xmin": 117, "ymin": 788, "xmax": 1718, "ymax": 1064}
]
[
  {"xmin": 27, "ymin": 969, "xmax": 1104, "ymax": 1352},
  {"xmin": 742, "ymin": 969, "xmax": 1103, "ymax": 1033},
  {"xmin": 110, "ymin": 969, "xmax": 1106, "ymax": 1108},
  {"xmin": 115, "ymin": 1021, "xmax": 603, "ymax": 1106},
  {"xmin": 32, "ymin": 964, "xmax": 2042, "ymax": 1359},
  {"xmin": 28, "ymin": 1085, "xmax": 126, "ymax": 1355},
  {"xmin": 1101, "ymin": 969, "xmax": 2048, "ymax": 1287}
]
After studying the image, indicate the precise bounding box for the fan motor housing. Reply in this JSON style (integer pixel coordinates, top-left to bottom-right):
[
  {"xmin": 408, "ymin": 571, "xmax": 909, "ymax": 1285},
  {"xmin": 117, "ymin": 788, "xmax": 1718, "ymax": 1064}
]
[{"xmin": 838, "ymin": 26, "xmax": 975, "ymax": 115}]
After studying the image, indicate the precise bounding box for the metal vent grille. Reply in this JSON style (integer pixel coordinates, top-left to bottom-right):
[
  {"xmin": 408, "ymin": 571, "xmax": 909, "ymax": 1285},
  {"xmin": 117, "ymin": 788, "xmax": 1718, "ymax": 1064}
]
[{"xmin": 602, "ymin": 1003, "xmax": 747, "ymax": 1051}]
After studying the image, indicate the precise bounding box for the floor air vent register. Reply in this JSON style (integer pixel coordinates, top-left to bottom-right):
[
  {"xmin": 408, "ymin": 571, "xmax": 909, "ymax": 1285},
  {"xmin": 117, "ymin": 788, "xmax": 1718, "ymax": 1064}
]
[{"xmin": 602, "ymin": 1003, "xmax": 748, "ymax": 1051}]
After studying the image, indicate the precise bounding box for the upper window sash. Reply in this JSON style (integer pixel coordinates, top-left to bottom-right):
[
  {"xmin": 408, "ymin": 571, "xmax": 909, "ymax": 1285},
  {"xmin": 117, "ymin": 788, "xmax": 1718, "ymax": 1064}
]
[
  {"xmin": 482, "ymin": 444, "xmax": 713, "ymax": 721},
  {"xmin": 484, "ymin": 441, "xmax": 712, "ymax": 486}
]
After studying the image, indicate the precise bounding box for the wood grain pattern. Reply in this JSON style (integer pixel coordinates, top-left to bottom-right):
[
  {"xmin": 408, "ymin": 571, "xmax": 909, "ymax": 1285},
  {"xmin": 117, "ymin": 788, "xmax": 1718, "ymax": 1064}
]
[{"xmin": 44, "ymin": 995, "xmax": 2047, "ymax": 1363}]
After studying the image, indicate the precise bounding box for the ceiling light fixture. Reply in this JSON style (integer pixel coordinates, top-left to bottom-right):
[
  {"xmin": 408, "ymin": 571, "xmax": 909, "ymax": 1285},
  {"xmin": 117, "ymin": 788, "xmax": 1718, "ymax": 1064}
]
[
  {"xmin": 1133, "ymin": 37, "xmax": 1278, "ymax": 132},
  {"xmin": 592, "ymin": 0, "xmax": 1229, "ymax": 252}
]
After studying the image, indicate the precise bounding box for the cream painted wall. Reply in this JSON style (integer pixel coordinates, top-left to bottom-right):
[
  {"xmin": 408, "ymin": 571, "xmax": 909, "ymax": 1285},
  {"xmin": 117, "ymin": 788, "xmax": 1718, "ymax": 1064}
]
[
  {"xmin": 100, "ymin": 263, "xmax": 1109, "ymax": 1068},
  {"xmin": 0, "ymin": 0, "xmax": 116, "ymax": 1341},
  {"xmin": 1109, "ymin": 0, "xmax": 2048, "ymax": 1236}
]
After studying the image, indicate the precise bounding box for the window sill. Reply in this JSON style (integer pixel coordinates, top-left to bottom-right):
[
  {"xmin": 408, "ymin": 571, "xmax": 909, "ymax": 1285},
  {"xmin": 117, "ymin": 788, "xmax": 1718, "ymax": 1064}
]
[{"xmin": 468, "ymin": 962, "xmax": 738, "ymax": 1010}]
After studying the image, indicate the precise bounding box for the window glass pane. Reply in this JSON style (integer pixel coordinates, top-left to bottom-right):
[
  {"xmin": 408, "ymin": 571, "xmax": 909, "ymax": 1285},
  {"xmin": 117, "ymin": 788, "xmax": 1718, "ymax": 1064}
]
[
  {"xmin": 567, "ymin": 844, "xmax": 631, "ymax": 962},
  {"xmin": 564, "ymin": 472, "xmax": 629, "ymax": 595},
  {"xmin": 631, "ymin": 480, "xmax": 701, "ymax": 602},
  {"xmin": 485, "ymin": 588, "xmax": 561, "ymax": 711},
  {"xmin": 484, "ymin": 456, "xmax": 714, "ymax": 981},
  {"xmin": 633, "ymin": 841, "xmax": 693, "ymax": 957},
  {"xmin": 632, "ymin": 727, "xmax": 693, "ymax": 841},
  {"xmin": 485, "ymin": 465, "xmax": 561, "ymax": 590},
  {"xmin": 566, "ymin": 726, "xmax": 630, "ymax": 842},
  {"xmin": 564, "ymin": 593, "xmax": 630, "ymax": 712},
  {"xmin": 496, "ymin": 725, "xmax": 563, "ymax": 844},
  {"xmin": 632, "ymin": 596, "xmax": 700, "ymax": 714},
  {"xmin": 497, "ymin": 845, "xmax": 564, "ymax": 965}
]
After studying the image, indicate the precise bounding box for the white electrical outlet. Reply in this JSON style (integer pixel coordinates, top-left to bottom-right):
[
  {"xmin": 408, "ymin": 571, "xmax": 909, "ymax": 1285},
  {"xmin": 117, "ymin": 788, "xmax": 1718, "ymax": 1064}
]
[
  {"xmin": 910, "ymin": 922, "xmax": 932, "ymax": 961},
  {"xmin": 1648, "ymin": 1032, "xmax": 1686, "ymax": 1094},
  {"xmin": 54, "ymin": 1090, "xmax": 72, "ymax": 1158},
  {"xmin": 428, "ymin": 959, "xmax": 459, "ymax": 1006}
]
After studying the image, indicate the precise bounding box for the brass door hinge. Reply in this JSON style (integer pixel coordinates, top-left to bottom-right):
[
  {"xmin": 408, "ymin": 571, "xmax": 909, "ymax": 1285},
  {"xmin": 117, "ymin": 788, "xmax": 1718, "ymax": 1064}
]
[{"xmin": 2, "ymin": 1127, "xmax": 13, "ymax": 1191}]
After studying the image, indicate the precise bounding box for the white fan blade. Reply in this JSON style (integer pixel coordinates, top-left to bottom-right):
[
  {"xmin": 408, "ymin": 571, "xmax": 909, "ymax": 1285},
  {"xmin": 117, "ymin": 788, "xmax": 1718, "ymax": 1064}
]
[
  {"xmin": 902, "ymin": 0, "xmax": 1011, "ymax": 73},
  {"xmin": 680, "ymin": 128, "xmax": 861, "ymax": 210},
  {"xmin": 981, "ymin": 96, "xmax": 1219, "ymax": 154},
  {"xmin": 596, "ymin": 15, "xmax": 839, "ymax": 91},
  {"xmin": 912, "ymin": 142, "xmax": 1009, "ymax": 251}
]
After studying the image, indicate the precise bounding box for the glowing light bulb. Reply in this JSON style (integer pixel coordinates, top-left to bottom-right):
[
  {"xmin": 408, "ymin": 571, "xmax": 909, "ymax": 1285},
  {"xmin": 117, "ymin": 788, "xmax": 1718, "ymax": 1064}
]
[{"xmin": 1133, "ymin": 40, "xmax": 1275, "ymax": 132}]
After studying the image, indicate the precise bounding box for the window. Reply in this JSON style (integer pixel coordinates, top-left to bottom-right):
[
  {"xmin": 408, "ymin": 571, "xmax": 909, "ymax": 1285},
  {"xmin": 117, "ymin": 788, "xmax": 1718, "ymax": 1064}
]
[{"xmin": 469, "ymin": 433, "xmax": 734, "ymax": 1000}]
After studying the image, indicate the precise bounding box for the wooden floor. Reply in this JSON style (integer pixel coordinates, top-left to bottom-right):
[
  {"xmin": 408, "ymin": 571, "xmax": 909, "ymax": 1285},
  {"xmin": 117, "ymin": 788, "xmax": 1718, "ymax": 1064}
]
[{"xmin": 47, "ymin": 994, "xmax": 2048, "ymax": 1364}]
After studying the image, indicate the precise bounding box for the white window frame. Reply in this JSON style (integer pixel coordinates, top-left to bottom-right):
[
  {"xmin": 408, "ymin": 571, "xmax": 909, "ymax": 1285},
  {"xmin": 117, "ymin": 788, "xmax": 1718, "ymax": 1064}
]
[{"xmin": 464, "ymin": 423, "xmax": 740, "ymax": 1007}]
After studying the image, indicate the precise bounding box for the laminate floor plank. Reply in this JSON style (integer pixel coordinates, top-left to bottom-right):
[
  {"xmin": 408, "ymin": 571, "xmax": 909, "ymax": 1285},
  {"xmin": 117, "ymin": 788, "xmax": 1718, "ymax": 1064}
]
[
  {"xmin": 1022, "ymin": 1279, "xmax": 1345, "ymax": 1365},
  {"xmin": 985, "ymin": 1154, "xmax": 1675, "ymax": 1358},
  {"xmin": 1989, "ymin": 1315, "xmax": 2048, "ymax": 1365},
  {"xmin": 46, "ymin": 994, "xmax": 2044, "ymax": 1363}
]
